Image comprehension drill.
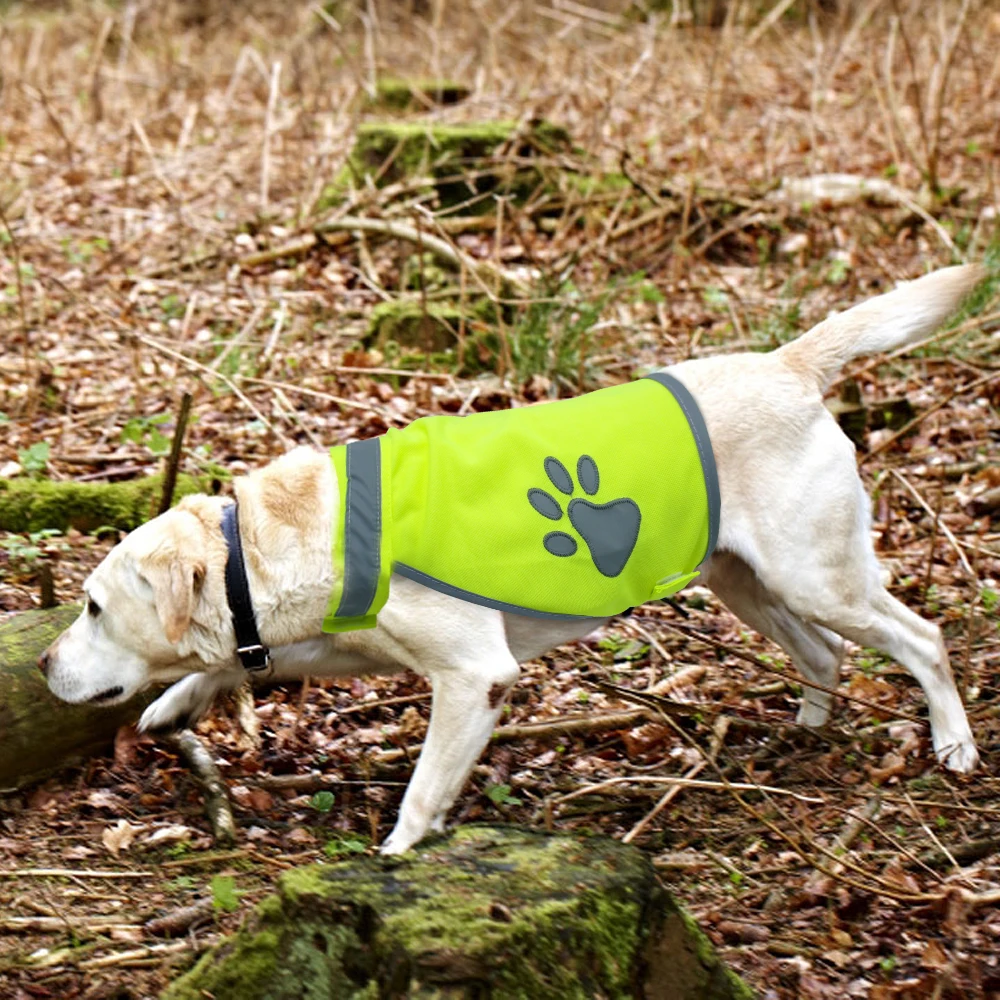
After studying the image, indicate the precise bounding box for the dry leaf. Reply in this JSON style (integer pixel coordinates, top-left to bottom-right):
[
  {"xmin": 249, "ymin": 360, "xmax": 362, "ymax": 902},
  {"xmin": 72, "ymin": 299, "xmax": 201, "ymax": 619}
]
[{"xmin": 102, "ymin": 819, "xmax": 141, "ymax": 857}]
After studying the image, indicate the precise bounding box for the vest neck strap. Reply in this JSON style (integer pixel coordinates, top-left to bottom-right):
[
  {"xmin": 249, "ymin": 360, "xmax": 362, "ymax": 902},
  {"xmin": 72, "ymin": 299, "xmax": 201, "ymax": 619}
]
[{"xmin": 221, "ymin": 502, "xmax": 271, "ymax": 673}]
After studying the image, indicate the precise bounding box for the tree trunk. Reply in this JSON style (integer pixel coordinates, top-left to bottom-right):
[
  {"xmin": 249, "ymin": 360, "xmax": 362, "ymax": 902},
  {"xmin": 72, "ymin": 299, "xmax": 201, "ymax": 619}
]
[
  {"xmin": 161, "ymin": 825, "xmax": 753, "ymax": 1000},
  {"xmin": 0, "ymin": 606, "xmax": 151, "ymax": 789}
]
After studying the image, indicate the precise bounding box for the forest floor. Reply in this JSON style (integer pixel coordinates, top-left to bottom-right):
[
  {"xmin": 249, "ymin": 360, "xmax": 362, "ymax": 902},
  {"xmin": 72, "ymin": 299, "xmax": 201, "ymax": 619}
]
[{"xmin": 1, "ymin": 1, "xmax": 999, "ymax": 997}]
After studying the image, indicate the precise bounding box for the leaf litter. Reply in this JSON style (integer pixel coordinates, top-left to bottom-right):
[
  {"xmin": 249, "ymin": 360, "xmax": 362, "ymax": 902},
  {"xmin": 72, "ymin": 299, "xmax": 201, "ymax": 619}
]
[{"xmin": 0, "ymin": 2, "xmax": 999, "ymax": 997}]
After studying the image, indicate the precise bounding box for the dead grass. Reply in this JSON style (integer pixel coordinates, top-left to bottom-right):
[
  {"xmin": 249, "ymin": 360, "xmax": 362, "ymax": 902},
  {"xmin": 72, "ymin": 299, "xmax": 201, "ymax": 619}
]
[{"xmin": 1, "ymin": 1, "xmax": 1000, "ymax": 997}]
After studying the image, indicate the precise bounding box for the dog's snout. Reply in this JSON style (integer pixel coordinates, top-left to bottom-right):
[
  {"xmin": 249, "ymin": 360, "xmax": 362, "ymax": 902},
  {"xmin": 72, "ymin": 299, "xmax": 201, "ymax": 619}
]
[{"xmin": 38, "ymin": 648, "xmax": 52, "ymax": 677}]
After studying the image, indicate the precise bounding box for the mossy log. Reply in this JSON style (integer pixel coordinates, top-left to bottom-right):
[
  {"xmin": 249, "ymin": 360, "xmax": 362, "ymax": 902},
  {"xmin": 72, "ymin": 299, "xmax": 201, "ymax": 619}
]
[
  {"xmin": 0, "ymin": 606, "xmax": 153, "ymax": 789},
  {"xmin": 162, "ymin": 825, "xmax": 752, "ymax": 1000},
  {"xmin": 0, "ymin": 472, "xmax": 217, "ymax": 534},
  {"xmin": 366, "ymin": 77, "xmax": 471, "ymax": 111},
  {"xmin": 317, "ymin": 120, "xmax": 571, "ymax": 211}
]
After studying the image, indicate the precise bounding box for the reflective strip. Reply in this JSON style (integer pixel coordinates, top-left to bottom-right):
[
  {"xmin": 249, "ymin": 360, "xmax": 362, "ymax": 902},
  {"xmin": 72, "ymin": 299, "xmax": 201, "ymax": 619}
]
[
  {"xmin": 643, "ymin": 372, "xmax": 721, "ymax": 564},
  {"xmin": 336, "ymin": 438, "xmax": 382, "ymax": 618},
  {"xmin": 393, "ymin": 562, "xmax": 604, "ymax": 621}
]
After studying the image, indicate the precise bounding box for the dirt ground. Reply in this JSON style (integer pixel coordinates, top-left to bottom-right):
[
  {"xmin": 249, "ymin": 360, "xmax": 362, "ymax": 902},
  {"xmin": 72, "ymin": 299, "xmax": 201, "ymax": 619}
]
[{"xmin": 0, "ymin": 1, "xmax": 999, "ymax": 997}]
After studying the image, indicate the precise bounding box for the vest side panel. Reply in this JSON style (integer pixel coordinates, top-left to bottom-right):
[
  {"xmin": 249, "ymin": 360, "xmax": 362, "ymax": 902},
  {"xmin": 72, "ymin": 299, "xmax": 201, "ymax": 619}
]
[{"xmin": 388, "ymin": 378, "xmax": 711, "ymax": 618}]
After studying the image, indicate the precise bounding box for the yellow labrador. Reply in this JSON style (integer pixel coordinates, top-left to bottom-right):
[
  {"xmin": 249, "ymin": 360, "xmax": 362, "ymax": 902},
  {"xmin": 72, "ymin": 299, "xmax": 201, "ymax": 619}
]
[{"xmin": 40, "ymin": 265, "xmax": 983, "ymax": 854}]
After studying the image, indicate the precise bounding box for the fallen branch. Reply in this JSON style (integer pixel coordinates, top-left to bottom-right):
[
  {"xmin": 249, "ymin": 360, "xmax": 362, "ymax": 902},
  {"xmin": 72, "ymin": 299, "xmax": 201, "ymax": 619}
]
[
  {"xmin": 145, "ymin": 898, "xmax": 215, "ymax": 938},
  {"xmin": 372, "ymin": 709, "xmax": 651, "ymax": 764},
  {"xmin": 314, "ymin": 215, "xmax": 526, "ymax": 296},
  {"xmin": 167, "ymin": 730, "xmax": 237, "ymax": 845}
]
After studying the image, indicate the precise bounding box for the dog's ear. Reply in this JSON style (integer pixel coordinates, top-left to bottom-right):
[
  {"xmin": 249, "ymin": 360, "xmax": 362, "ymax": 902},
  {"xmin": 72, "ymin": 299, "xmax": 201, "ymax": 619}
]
[{"xmin": 142, "ymin": 554, "xmax": 207, "ymax": 646}]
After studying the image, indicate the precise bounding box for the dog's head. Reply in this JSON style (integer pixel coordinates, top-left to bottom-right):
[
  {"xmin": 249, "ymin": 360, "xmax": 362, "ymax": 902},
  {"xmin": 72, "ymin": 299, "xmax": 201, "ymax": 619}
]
[{"xmin": 40, "ymin": 499, "xmax": 230, "ymax": 706}]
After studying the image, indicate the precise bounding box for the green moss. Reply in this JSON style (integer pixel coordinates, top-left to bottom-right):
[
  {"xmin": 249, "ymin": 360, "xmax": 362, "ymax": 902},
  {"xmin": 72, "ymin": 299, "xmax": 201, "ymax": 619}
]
[
  {"xmin": 366, "ymin": 77, "xmax": 471, "ymax": 111},
  {"xmin": 317, "ymin": 120, "xmax": 571, "ymax": 212},
  {"xmin": 0, "ymin": 472, "xmax": 218, "ymax": 534},
  {"xmin": 365, "ymin": 298, "xmax": 503, "ymax": 374},
  {"xmin": 161, "ymin": 826, "xmax": 752, "ymax": 1000}
]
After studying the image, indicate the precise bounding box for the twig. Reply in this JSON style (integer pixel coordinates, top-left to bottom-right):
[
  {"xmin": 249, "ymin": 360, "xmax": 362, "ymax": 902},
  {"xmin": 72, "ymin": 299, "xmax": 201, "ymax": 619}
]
[
  {"xmin": 373, "ymin": 709, "xmax": 651, "ymax": 764},
  {"xmin": 0, "ymin": 916, "xmax": 140, "ymax": 934},
  {"xmin": 210, "ymin": 302, "xmax": 266, "ymax": 372},
  {"xmin": 622, "ymin": 760, "xmax": 706, "ymax": 844},
  {"xmin": 235, "ymin": 374, "xmax": 393, "ymax": 419},
  {"xmin": 238, "ymin": 233, "xmax": 318, "ymax": 270},
  {"xmin": 78, "ymin": 940, "xmax": 194, "ymax": 970},
  {"xmin": 553, "ymin": 775, "xmax": 826, "ymax": 807},
  {"xmin": 135, "ymin": 333, "xmax": 288, "ymax": 444},
  {"xmin": 860, "ymin": 370, "xmax": 1000, "ymax": 466},
  {"xmin": 651, "ymin": 615, "xmax": 927, "ymax": 725},
  {"xmin": 0, "ymin": 869, "xmax": 153, "ymax": 879},
  {"xmin": 332, "ymin": 365, "xmax": 453, "ymax": 381},
  {"xmin": 158, "ymin": 391, "xmax": 193, "ymax": 516},
  {"xmin": 890, "ymin": 469, "xmax": 976, "ymax": 580},
  {"xmin": 0, "ymin": 200, "xmax": 33, "ymax": 416},
  {"xmin": 314, "ymin": 215, "xmax": 525, "ymax": 295},
  {"xmin": 260, "ymin": 60, "xmax": 282, "ymax": 213},
  {"xmin": 167, "ymin": 730, "xmax": 236, "ymax": 846},
  {"xmin": 144, "ymin": 898, "xmax": 215, "ymax": 938}
]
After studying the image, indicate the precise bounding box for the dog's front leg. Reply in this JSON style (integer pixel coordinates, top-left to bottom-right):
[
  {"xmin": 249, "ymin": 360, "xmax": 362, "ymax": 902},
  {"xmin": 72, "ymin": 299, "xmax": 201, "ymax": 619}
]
[
  {"xmin": 380, "ymin": 651, "xmax": 519, "ymax": 855},
  {"xmin": 139, "ymin": 668, "xmax": 245, "ymax": 733}
]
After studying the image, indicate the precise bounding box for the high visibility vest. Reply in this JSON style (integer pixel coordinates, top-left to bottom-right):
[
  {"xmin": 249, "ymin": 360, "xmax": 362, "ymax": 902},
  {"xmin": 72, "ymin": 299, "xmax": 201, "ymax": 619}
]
[{"xmin": 322, "ymin": 372, "xmax": 719, "ymax": 632}]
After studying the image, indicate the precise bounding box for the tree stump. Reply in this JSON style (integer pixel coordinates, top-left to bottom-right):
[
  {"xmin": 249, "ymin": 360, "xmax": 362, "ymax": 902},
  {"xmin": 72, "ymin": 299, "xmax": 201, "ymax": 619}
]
[
  {"xmin": 162, "ymin": 825, "xmax": 752, "ymax": 1000},
  {"xmin": 0, "ymin": 606, "xmax": 152, "ymax": 789}
]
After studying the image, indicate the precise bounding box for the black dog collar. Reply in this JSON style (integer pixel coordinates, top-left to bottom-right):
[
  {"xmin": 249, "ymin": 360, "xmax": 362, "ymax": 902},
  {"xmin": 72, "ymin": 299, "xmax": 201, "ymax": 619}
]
[{"xmin": 221, "ymin": 502, "xmax": 271, "ymax": 673}]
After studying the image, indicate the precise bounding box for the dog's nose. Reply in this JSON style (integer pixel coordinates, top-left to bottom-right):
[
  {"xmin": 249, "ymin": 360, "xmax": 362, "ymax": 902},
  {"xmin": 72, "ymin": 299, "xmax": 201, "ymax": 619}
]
[{"xmin": 38, "ymin": 649, "xmax": 51, "ymax": 677}]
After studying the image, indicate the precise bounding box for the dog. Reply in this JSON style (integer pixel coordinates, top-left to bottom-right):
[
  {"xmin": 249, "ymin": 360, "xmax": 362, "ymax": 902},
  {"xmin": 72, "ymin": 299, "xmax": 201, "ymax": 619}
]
[{"xmin": 39, "ymin": 264, "xmax": 983, "ymax": 854}]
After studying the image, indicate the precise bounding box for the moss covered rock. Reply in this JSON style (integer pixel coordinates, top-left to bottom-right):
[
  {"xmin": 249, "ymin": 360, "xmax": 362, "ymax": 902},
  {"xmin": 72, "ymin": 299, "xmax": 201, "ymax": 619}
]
[
  {"xmin": 365, "ymin": 299, "xmax": 502, "ymax": 374},
  {"xmin": 0, "ymin": 605, "xmax": 154, "ymax": 789},
  {"xmin": 318, "ymin": 120, "xmax": 571, "ymax": 211},
  {"xmin": 366, "ymin": 77, "xmax": 471, "ymax": 111},
  {"xmin": 0, "ymin": 472, "xmax": 218, "ymax": 534},
  {"xmin": 161, "ymin": 825, "xmax": 752, "ymax": 999}
]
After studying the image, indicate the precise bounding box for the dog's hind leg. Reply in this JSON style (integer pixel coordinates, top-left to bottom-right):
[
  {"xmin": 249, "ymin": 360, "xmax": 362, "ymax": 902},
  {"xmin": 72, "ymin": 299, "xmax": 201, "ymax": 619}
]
[
  {"xmin": 377, "ymin": 602, "xmax": 520, "ymax": 855},
  {"xmin": 701, "ymin": 551, "xmax": 844, "ymax": 727},
  {"xmin": 809, "ymin": 588, "xmax": 978, "ymax": 773}
]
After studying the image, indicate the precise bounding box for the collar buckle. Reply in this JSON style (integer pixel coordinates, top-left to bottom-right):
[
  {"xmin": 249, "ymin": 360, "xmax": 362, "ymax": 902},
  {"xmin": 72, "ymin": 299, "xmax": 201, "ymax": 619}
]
[{"xmin": 236, "ymin": 644, "xmax": 272, "ymax": 673}]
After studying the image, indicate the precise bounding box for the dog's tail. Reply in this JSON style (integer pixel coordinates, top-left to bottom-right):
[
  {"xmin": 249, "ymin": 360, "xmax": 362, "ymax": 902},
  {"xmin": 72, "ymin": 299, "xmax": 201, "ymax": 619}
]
[{"xmin": 777, "ymin": 264, "xmax": 987, "ymax": 391}]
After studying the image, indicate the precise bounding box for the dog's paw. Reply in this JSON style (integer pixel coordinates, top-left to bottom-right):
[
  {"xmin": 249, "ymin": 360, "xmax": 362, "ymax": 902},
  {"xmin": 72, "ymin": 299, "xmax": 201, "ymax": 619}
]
[
  {"xmin": 139, "ymin": 674, "xmax": 218, "ymax": 734},
  {"xmin": 936, "ymin": 739, "xmax": 980, "ymax": 775},
  {"xmin": 795, "ymin": 700, "xmax": 832, "ymax": 728}
]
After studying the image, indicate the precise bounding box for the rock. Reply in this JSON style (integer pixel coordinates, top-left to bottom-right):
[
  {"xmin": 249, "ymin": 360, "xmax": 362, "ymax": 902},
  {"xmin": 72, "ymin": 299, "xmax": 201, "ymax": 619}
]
[
  {"xmin": 161, "ymin": 825, "xmax": 752, "ymax": 999},
  {"xmin": 364, "ymin": 299, "xmax": 501, "ymax": 374}
]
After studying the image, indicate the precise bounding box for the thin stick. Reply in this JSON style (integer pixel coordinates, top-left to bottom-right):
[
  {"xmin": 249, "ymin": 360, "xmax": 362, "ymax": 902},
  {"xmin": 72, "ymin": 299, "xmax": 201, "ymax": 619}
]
[
  {"xmin": 260, "ymin": 60, "xmax": 282, "ymax": 214},
  {"xmin": 652, "ymin": 616, "xmax": 927, "ymax": 725},
  {"xmin": 891, "ymin": 469, "xmax": 976, "ymax": 580},
  {"xmin": 554, "ymin": 775, "xmax": 825, "ymax": 807},
  {"xmin": 314, "ymin": 215, "xmax": 524, "ymax": 295},
  {"xmin": 860, "ymin": 370, "xmax": 1000, "ymax": 466},
  {"xmin": 135, "ymin": 333, "xmax": 287, "ymax": 444},
  {"xmin": 158, "ymin": 392, "xmax": 193, "ymax": 516},
  {"xmin": 0, "ymin": 869, "xmax": 153, "ymax": 879},
  {"xmin": 621, "ymin": 760, "xmax": 706, "ymax": 844},
  {"xmin": 0, "ymin": 200, "xmax": 33, "ymax": 416}
]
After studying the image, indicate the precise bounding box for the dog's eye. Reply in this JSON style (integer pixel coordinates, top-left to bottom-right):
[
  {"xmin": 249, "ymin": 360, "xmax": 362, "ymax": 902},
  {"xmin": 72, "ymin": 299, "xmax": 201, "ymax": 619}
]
[{"xmin": 87, "ymin": 597, "xmax": 101, "ymax": 618}]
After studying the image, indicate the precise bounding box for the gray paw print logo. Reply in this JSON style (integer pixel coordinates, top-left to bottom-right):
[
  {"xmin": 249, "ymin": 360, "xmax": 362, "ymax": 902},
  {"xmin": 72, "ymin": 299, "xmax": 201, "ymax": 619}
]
[{"xmin": 527, "ymin": 456, "xmax": 641, "ymax": 578}]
